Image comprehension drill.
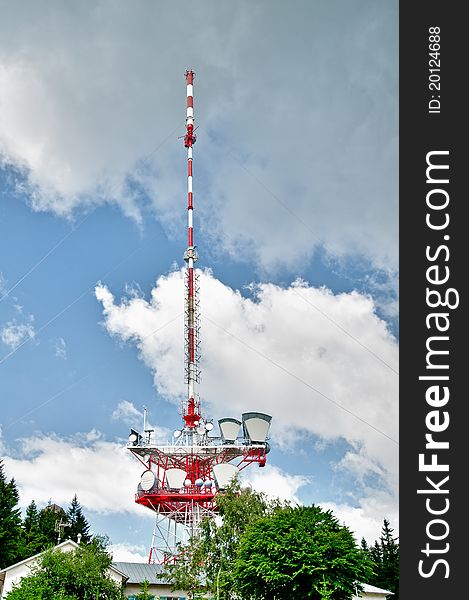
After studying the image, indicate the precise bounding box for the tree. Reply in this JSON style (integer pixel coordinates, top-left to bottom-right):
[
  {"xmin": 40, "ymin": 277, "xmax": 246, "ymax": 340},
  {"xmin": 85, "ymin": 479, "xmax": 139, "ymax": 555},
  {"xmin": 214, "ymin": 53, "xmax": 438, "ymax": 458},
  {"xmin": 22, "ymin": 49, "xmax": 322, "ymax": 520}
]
[
  {"xmin": 0, "ymin": 460, "xmax": 22, "ymax": 568},
  {"xmin": 160, "ymin": 480, "xmax": 269, "ymax": 600},
  {"xmin": 67, "ymin": 494, "xmax": 91, "ymax": 543},
  {"xmin": 5, "ymin": 535, "xmax": 125, "ymax": 600},
  {"xmin": 233, "ymin": 504, "xmax": 373, "ymax": 600},
  {"xmin": 20, "ymin": 500, "xmax": 43, "ymax": 559},
  {"xmin": 160, "ymin": 540, "xmax": 208, "ymax": 600},
  {"xmin": 364, "ymin": 519, "xmax": 399, "ymax": 599},
  {"xmin": 135, "ymin": 579, "xmax": 155, "ymax": 600}
]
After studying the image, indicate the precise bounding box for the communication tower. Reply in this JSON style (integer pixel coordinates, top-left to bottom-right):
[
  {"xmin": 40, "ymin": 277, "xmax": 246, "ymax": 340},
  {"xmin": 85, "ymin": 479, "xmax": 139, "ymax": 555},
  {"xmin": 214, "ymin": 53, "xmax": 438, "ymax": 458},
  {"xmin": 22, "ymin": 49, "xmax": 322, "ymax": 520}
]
[{"xmin": 127, "ymin": 70, "xmax": 272, "ymax": 564}]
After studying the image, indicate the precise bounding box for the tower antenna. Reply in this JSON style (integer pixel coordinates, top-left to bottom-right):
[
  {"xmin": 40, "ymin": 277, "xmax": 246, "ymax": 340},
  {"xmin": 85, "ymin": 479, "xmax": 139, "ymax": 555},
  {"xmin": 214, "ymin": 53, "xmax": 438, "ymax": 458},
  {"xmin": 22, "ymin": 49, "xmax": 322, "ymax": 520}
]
[{"xmin": 127, "ymin": 70, "xmax": 272, "ymax": 564}]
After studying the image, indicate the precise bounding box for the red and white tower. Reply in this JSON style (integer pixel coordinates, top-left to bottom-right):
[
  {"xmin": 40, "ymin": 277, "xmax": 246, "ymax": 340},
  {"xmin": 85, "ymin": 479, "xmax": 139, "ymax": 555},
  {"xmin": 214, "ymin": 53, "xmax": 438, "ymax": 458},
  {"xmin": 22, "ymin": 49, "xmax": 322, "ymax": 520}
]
[{"xmin": 127, "ymin": 70, "xmax": 272, "ymax": 564}]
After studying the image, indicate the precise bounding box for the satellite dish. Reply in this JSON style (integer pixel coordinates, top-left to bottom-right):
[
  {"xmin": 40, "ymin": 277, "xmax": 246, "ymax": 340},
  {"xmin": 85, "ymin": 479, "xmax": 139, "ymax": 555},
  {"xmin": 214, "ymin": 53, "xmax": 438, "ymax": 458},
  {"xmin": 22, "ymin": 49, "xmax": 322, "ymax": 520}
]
[
  {"xmin": 195, "ymin": 478, "xmax": 204, "ymax": 487},
  {"xmin": 128, "ymin": 433, "xmax": 137, "ymax": 443},
  {"xmin": 174, "ymin": 430, "xmax": 182, "ymax": 438},
  {"xmin": 184, "ymin": 479, "xmax": 192, "ymax": 487},
  {"xmin": 205, "ymin": 422, "xmax": 214, "ymax": 431},
  {"xmin": 204, "ymin": 480, "xmax": 212, "ymax": 487},
  {"xmin": 140, "ymin": 470, "xmax": 156, "ymax": 491}
]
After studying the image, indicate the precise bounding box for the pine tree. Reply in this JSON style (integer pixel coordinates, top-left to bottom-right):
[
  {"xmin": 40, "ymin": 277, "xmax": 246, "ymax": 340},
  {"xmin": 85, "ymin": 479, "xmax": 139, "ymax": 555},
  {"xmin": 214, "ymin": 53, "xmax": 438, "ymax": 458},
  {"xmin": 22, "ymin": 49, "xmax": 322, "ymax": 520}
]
[
  {"xmin": 379, "ymin": 519, "xmax": 399, "ymax": 599},
  {"xmin": 364, "ymin": 519, "xmax": 399, "ymax": 599},
  {"xmin": 0, "ymin": 460, "xmax": 22, "ymax": 568},
  {"xmin": 20, "ymin": 500, "xmax": 43, "ymax": 558},
  {"xmin": 67, "ymin": 494, "xmax": 91, "ymax": 543}
]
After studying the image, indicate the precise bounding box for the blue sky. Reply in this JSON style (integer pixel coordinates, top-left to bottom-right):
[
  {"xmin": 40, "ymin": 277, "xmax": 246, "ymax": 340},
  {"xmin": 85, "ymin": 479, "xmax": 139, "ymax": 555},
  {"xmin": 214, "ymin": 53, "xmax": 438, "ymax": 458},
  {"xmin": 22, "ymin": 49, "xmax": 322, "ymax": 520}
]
[{"xmin": 0, "ymin": 0, "xmax": 398, "ymax": 560}]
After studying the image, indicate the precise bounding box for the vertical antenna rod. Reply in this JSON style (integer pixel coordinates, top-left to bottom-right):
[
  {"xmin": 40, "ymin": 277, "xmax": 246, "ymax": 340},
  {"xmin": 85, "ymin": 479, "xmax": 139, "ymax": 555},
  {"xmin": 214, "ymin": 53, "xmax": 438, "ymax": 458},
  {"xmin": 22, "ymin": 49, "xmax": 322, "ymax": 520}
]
[{"xmin": 183, "ymin": 70, "xmax": 200, "ymax": 431}]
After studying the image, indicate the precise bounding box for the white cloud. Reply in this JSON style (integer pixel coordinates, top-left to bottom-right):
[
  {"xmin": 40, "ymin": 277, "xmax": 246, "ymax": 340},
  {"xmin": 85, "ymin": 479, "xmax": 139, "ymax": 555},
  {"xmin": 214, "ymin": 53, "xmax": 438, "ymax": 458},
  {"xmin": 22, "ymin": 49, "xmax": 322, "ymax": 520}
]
[
  {"xmin": 322, "ymin": 490, "xmax": 399, "ymax": 545},
  {"xmin": 111, "ymin": 400, "xmax": 142, "ymax": 428},
  {"xmin": 1, "ymin": 316, "xmax": 36, "ymax": 349},
  {"xmin": 55, "ymin": 337, "xmax": 67, "ymax": 359},
  {"xmin": 2, "ymin": 431, "xmax": 150, "ymax": 515},
  {"xmin": 109, "ymin": 542, "xmax": 149, "ymax": 563},
  {"xmin": 0, "ymin": 1, "xmax": 397, "ymax": 273},
  {"xmin": 95, "ymin": 269, "xmax": 399, "ymax": 533},
  {"xmin": 111, "ymin": 400, "xmax": 171, "ymax": 443},
  {"xmin": 245, "ymin": 465, "xmax": 309, "ymax": 505}
]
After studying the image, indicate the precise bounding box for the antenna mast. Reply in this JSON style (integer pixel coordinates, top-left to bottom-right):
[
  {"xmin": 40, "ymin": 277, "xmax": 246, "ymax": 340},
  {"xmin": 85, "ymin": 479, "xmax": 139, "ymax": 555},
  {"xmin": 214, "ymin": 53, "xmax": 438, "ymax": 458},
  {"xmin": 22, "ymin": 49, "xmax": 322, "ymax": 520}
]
[
  {"xmin": 127, "ymin": 70, "xmax": 272, "ymax": 564},
  {"xmin": 182, "ymin": 69, "xmax": 201, "ymax": 436}
]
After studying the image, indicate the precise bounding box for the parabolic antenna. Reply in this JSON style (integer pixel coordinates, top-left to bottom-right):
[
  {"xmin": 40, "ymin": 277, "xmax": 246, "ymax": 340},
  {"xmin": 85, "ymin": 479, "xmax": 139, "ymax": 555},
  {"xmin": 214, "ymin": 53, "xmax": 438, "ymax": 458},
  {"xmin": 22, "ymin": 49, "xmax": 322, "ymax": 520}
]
[{"xmin": 140, "ymin": 470, "xmax": 156, "ymax": 492}]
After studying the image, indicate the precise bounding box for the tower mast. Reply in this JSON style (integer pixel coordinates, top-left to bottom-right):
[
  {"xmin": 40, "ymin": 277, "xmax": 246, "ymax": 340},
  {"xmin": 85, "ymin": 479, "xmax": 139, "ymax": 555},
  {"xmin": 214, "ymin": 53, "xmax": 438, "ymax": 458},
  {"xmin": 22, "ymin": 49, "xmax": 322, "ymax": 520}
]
[
  {"xmin": 127, "ymin": 70, "xmax": 272, "ymax": 564},
  {"xmin": 182, "ymin": 69, "xmax": 201, "ymax": 437}
]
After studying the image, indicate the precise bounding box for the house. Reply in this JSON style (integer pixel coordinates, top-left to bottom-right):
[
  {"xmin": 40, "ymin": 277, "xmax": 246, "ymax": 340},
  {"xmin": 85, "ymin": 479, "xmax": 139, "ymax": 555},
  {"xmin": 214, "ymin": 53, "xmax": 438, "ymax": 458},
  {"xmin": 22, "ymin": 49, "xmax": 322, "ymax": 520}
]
[
  {"xmin": 354, "ymin": 582, "xmax": 393, "ymax": 598},
  {"xmin": 0, "ymin": 540, "xmax": 128, "ymax": 599},
  {"xmin": 113, "ymin": 562, "xmax": 186, "ymax": 599},
  {"xmin": 114, "ymin": 562, "xmax": 393, "ymax": 600}
]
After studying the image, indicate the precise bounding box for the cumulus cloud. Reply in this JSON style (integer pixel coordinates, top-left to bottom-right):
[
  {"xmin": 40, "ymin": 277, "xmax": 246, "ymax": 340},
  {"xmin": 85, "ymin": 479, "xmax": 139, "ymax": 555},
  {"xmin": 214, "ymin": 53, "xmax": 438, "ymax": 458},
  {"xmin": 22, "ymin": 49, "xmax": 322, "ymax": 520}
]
[
  {"xmin": 0, "ymin": 0, "xmax": 397, "ymax": 273},
  {"xmin": 244, "ymin": 465, "xmax": 309, "ymax": 505},
  {"xmin": 109, "ymin": 542, "xmax": 149, "ymax": 563},
  {"xmin": 2, "ymin": 431, "xmax": 146, "ymax": 515},
  {"xmin": 111, "ymin": 400, "xmax": 142, "ymax": 428},
  {"xmin": 111, "ymin": 399, "xmax": 171, "ymax": 443},
  {"xmin": 322, "ymin": 491, "xmax": 399, "ymax": 544},
  {"xmin": 1, "ymin": 316, "xmax": 36, "ymax": 349},
  {"xmin": 95, "ymin": 268, "xmax": 398, "ymax": 533}
]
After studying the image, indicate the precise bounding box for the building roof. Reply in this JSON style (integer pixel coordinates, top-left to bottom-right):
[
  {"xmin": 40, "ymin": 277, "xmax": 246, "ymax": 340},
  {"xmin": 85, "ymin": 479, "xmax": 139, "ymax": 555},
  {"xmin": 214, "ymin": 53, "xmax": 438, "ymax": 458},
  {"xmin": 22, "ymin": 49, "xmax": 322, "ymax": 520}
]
[
  {"xmin": 112, "ymin": 562, "xmax": 169, "ymax": 585},
  {"xmin": 361, "ymin": 583, "xmax": 393, "ymax": 595}
]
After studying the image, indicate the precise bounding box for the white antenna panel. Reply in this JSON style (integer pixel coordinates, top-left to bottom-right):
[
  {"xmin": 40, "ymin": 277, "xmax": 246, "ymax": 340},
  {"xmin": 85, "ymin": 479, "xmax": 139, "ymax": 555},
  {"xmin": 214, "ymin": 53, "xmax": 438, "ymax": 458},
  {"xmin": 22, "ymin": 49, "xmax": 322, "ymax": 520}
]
[
  {"xmin": 212, "ymin": 463, "xmax": 238, "ymax": 490},
  {"xmin": 242, "ymin": 412, "xmax": 272, "ymax": 443},
  {"xmin": 165, "ymin": 468, "xmax": 187, "ymax": 490},
  {"xmin": 218, "ymin": 418, "xmax": 241, "ymax": 443}
]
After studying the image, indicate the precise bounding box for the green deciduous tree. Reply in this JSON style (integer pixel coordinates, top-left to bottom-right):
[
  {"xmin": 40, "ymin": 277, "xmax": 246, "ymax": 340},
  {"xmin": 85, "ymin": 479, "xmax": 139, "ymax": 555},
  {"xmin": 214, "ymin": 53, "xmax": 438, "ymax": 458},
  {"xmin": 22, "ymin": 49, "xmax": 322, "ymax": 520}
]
[
  {"xmin": 233, "ymin": 504, "xmax": 373, "ymax": 600},
  {"xmin": 5, "ymin": 535, "xmax": 125, "ymax": 600},
  {"xmin": 161, "ymin": 480, "xmax": 269, "ymax": 600},
  {"xmin": 0, "ymin": 460, "xmax": 22, "ymax": 568},
  {"xmin": 134, "ymin": 579, "xmax": 154, "ymax": 600}
]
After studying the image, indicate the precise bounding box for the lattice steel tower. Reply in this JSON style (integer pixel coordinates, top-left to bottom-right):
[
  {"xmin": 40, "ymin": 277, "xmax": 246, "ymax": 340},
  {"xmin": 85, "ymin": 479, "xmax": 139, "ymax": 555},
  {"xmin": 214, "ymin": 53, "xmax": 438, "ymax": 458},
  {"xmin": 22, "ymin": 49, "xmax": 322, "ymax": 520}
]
[{"xmin": 127, "ymin": 70, "xmax": 272, "ymax": 564}]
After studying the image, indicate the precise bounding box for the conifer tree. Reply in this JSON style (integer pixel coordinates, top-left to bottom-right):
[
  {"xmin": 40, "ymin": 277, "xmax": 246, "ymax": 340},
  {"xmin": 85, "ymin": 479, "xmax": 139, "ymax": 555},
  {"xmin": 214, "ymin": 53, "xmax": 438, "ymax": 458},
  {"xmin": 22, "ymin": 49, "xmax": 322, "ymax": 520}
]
[
  {"xmin": 364, "ymin": 519, "xmax": 399, "ymax": 599},
  {"xmin": 0, "ymin": 460, "xmax": 22, "ymax": 568},
  {"xmin": 67, "ymin": 494, "xmax": 91, "ymax": 543},
  {"xmin": 20, "ymin": 500, "xmax": 43, "ymax": 558}
]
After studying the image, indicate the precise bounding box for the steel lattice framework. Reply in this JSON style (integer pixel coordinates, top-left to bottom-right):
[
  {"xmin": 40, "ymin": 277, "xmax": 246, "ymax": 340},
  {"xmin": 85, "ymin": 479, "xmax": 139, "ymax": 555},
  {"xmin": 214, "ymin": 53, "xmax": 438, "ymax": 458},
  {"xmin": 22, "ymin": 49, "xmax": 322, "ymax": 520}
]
[{"xmin": 127, "ymin": 70, "xmax": 271, "ymax": 564}]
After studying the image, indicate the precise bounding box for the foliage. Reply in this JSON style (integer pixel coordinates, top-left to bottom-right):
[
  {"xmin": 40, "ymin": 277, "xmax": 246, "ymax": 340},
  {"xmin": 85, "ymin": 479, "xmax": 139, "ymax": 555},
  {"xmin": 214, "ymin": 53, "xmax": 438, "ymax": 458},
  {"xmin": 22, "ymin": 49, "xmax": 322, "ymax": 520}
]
[
  {"xmin": 362, "ymin": 519, "xmax": 399, "ymax": 599},
  {"xmin": 19, "ymin": 500, "xmax": 44, "ymax": 558},
  {"xmin": 134, "ymin": 579, "xmax": 155, "ymax": 600},
  {"xmin": 200, "ymin": 480, "xmax": 269, "ymax": 599},
  {"xmin": 159, "ymin": 543, "xmax": 207, "ymax": 600},
  {"xmin": 5, "ymin": 535, "xmax": 124, "ymax": 600},
  {"xmin": 161, "ymin": 480, "xmax": 269, "ymax": 600},
  {"xmin": 0, "ymin": 460, "xmax": 22, "ymax": 568},
  {"xmin": 233, "ymin": 504, "xmax": 373, "ymax": 600}
]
